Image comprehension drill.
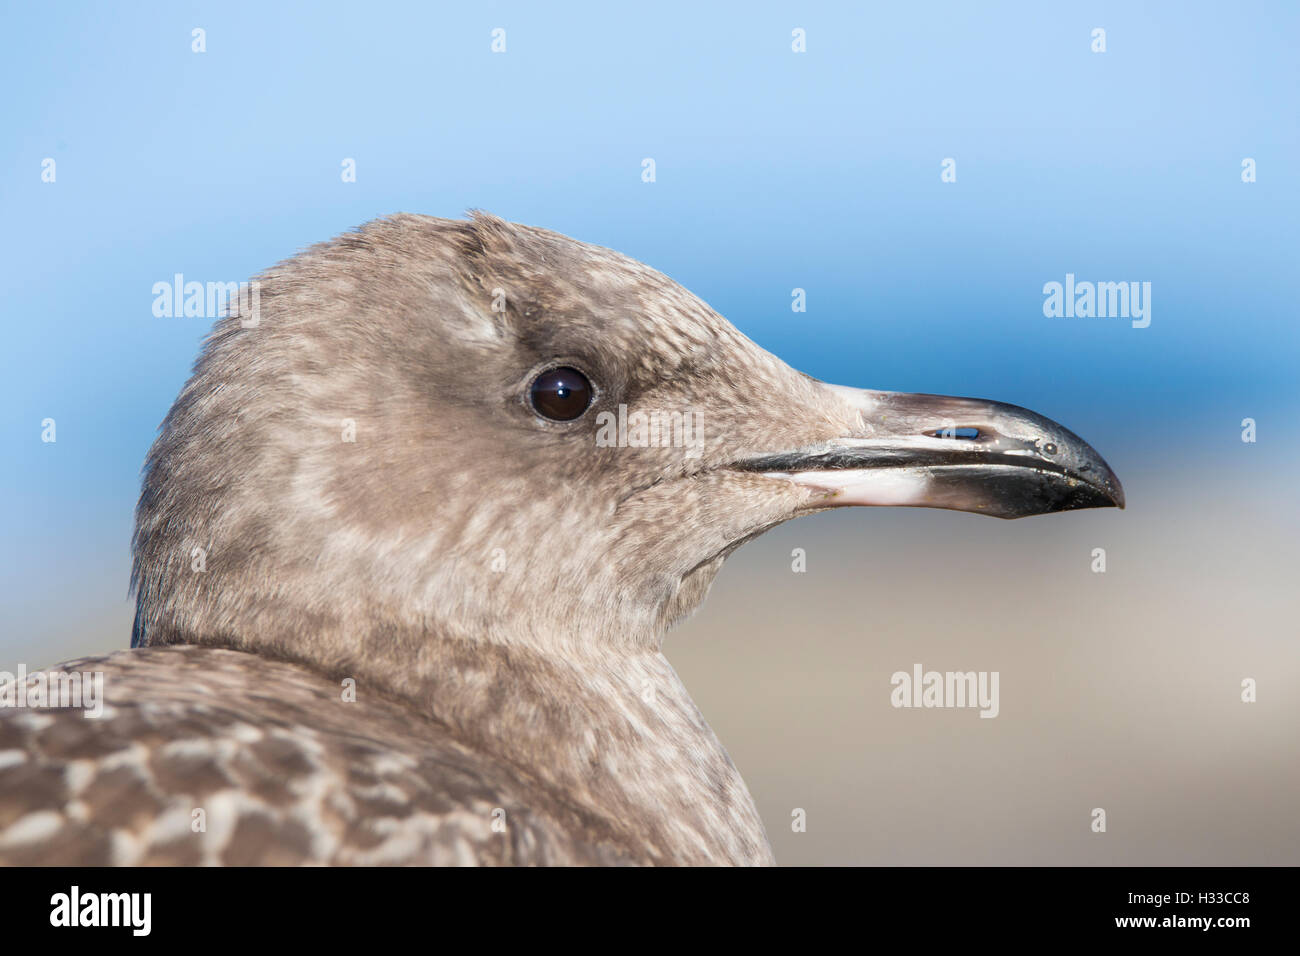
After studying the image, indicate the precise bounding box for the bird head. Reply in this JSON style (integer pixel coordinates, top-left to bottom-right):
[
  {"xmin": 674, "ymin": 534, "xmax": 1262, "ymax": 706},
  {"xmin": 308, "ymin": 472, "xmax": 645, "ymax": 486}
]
[{"xmin": 132, "ymin": 213, "xmax": 1122, "ymax": 663}]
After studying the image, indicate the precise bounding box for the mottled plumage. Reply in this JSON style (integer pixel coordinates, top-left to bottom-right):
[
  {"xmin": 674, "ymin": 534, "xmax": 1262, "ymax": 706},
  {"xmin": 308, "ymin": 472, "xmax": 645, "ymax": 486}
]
[{"xmin": 0, "ymin": 213, "xmax": 1121, "ymax": 865}]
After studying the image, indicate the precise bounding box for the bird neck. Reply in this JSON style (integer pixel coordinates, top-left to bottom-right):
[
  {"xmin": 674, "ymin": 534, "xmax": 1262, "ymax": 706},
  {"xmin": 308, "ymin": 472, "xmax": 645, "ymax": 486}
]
[{"xmin": 350, "ymin": 633, "xmax": 775, "ymax": 865}]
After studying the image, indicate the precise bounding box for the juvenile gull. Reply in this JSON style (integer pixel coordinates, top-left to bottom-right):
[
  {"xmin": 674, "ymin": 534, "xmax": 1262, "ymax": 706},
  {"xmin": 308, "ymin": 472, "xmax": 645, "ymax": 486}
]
[{"xmin": 0, "ymin": 213, "xmax": 1123, "ymax": 865}]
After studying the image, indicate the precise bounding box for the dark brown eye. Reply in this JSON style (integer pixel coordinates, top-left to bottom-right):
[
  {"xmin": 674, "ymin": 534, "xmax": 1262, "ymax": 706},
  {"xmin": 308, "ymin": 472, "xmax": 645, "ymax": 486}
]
[{"xmin": 529, "ymin": 366, "xmax": 593, "ymax": 421}]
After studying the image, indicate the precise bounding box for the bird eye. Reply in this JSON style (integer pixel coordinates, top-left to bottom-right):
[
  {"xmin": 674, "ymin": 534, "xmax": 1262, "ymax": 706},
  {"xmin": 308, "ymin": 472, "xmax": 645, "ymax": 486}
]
[{"xmin": 529, "ymin": 366, "xmax": 593, "ymax": 421}]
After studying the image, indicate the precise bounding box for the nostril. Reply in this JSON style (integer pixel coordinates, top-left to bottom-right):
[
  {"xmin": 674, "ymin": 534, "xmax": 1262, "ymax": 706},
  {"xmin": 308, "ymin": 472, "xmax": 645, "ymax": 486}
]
[{"xmin": 931, "ymin": 427, "xmax": 981, "ymax": 440}]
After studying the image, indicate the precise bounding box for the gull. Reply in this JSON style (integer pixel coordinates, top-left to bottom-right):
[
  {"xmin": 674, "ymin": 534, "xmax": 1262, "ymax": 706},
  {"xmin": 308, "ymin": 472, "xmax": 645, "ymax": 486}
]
[{"xmin": 0, "ymin": 213, "xmax": 1123, "ymax": 865}]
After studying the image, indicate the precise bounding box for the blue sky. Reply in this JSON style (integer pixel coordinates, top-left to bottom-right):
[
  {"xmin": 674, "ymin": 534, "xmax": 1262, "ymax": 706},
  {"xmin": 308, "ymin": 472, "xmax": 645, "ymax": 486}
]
[{"xmin": 2, "ymin": 1, "xmax": 1297, "ymax": 656}]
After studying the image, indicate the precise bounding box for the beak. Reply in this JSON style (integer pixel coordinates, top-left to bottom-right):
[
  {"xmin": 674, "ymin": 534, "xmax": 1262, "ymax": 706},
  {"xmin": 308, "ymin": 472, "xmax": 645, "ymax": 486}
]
[{"xmin": 736, "ymin": 385, "xmax": 1124, "ymax": 519}]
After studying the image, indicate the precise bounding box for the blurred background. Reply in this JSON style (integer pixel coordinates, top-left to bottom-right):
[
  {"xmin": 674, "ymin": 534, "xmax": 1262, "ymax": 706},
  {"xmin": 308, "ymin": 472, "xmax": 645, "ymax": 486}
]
[{"xmin": 2, "ymin": 1, "xmax": 1296, "ymax": 864}]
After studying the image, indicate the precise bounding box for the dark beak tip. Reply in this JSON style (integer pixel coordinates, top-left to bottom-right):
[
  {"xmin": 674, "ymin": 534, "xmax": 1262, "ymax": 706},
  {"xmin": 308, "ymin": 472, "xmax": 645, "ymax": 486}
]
[
  {"xmin": 1099, "ymin": 465, "xmax": 1125, "ymax": 510},
  {"xmin": 1087, "ymin": 479, "xmax": 1125, "ymax": 512}
]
